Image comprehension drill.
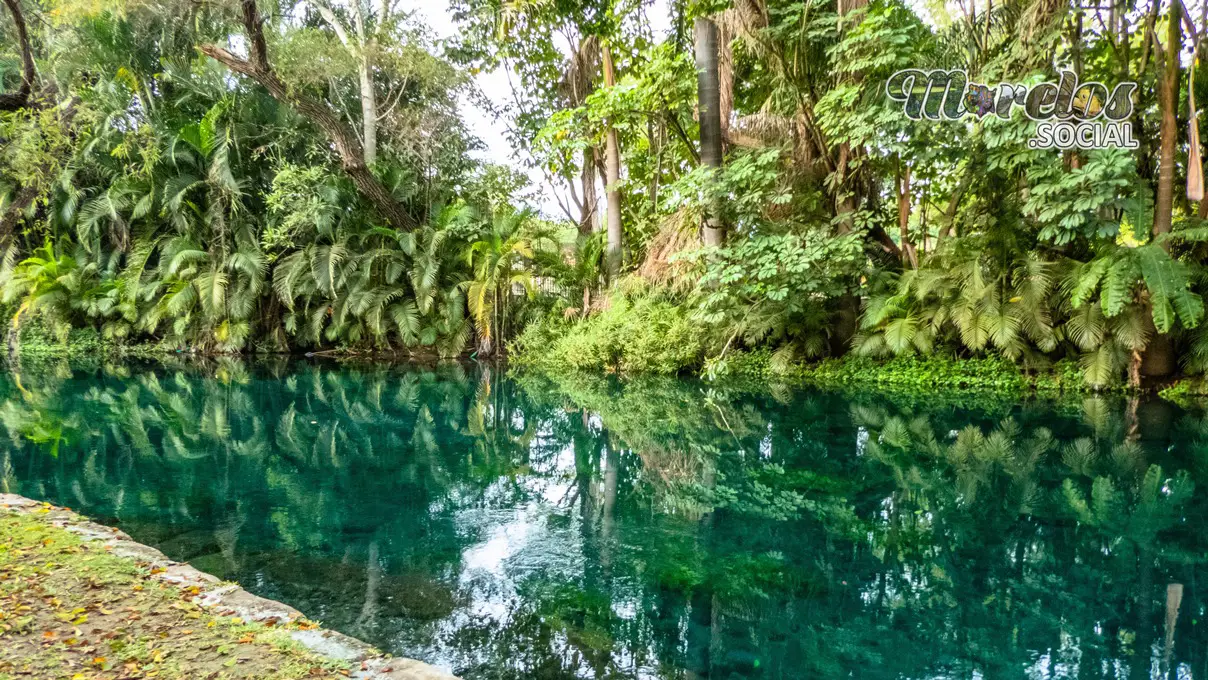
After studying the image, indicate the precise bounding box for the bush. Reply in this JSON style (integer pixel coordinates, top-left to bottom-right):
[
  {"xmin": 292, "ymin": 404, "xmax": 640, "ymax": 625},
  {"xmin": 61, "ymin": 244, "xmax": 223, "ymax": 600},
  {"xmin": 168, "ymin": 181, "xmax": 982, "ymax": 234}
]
[{"xmin": 511, "ymin": 292, "xmax": 705, "ymax": 374}]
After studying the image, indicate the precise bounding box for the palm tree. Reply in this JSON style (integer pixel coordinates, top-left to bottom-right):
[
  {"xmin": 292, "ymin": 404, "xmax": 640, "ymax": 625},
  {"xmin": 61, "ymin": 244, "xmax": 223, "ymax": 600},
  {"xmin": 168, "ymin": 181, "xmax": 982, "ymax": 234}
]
[
  {"xmin": 463, "ymin": 209, "xmax": 542, "ymax": 356},
  {"xmin": 2, "ymin": 239, "xmax": 84, "ymax": 356}
]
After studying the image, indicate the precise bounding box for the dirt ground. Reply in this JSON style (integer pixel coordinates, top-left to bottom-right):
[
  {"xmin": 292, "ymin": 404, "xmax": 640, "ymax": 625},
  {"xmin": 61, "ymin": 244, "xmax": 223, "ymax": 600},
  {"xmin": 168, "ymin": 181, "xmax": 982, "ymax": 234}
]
[{"xmin": 0, "ymin": 508, "xmax": 351, "ymax": 680}]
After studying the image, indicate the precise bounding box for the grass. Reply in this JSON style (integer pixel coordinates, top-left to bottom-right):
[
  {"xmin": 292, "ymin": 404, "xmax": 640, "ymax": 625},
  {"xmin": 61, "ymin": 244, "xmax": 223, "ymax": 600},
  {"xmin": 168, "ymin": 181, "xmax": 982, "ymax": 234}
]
[{"xmin": 0, "ymin": 508, "xmax": 353, "ymax": 680}]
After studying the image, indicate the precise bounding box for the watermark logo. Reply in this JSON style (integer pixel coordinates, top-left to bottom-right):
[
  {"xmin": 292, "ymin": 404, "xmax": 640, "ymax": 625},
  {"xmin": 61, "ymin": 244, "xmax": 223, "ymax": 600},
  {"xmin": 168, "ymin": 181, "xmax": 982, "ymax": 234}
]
[{"xmin": 885, "ymin": 69, "xmax": 1138, "ymax": 150}]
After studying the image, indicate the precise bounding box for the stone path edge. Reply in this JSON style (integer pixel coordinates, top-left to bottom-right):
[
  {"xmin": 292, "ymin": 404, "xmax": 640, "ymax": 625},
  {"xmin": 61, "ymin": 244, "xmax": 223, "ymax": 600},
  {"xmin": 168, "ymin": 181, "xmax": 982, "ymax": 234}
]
[{"xmin": 0, "ymin": 493, "xmax": 459, "ymax": 680}]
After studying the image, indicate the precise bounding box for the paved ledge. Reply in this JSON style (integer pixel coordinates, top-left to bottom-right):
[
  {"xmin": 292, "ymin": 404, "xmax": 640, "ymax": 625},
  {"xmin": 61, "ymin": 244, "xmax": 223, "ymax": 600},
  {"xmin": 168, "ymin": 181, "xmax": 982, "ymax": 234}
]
[{"xmin": 0, "ymin": 493, "xmax": 459, "ymax": 680}]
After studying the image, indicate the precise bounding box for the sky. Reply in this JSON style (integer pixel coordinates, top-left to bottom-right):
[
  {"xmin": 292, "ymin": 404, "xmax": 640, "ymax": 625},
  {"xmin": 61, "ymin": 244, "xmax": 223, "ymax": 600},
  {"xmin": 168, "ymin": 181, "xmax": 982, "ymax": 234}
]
[
  {"xmin": 398, "ymin": 0, "xmax": 558, "ymax": 216},
  {"xmin": 397, "ymin": 0, "xmax": 516, "ymax": 177},
  {"xmin": 398, "ymin": 0, "xmax": 673, "ymax": 218}
]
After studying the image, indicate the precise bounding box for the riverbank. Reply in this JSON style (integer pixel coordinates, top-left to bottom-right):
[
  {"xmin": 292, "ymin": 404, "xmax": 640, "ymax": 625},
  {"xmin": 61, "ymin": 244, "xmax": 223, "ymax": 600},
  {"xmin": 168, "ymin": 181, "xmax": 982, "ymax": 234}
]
[
  {"xmin": 12, "ymin": 329, "xmax": 1207, "ymax": 405},
  {"xmin": 0, "ymin": 495, "xmax": 457, "ymax": 680},
  {"xmin": 507, "ymin": 310, "xmax": 1198, "ymax": 397}
]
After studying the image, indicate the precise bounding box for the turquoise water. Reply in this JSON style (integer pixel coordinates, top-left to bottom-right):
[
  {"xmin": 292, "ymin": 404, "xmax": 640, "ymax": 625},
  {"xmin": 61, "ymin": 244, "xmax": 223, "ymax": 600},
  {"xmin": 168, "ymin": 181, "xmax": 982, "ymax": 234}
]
[{"xmin": 3, "ymin": 358, "xmax": 1208, "ymax": 679}]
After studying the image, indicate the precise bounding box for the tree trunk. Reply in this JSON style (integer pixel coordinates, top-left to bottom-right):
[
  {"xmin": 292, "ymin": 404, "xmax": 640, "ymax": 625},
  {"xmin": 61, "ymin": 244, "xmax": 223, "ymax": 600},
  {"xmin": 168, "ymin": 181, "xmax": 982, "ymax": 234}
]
[
  {"xmin": 1163, "ymin": 583, "xmax": 1184, "ymax": 676},
  {"xmin": 600, "ymin": 440, "xmax": 618, "ymax": 573},
  {"xmin": 358, "ymin": 61, "xmax": 378, "ymax": 166},
  {"xmin": 897, "ymin": 159, "xmax": 917, "ymax": 268},
  {"xmin": 354, "ymin": 541, "xmax": 382, "ymax": 633},
  {"xmin": 313, "ymin": 0, "xmax": 378, "ymax": 165},
  {"xmin": 0, "ymin": 0, "xmax": 35, "ymax": 111},
  {"xmin": 1142, "ymin": 330, "xmax": 1176, "ymax": 378},
  {"xmin": 1188, "ymin": 62, "xmax": 1202, "ymax": 203},
  {"xmin": 1200, "ymin": 38, "xmax": 1208, "ymax": 219},
  {"xmin": 695, "ymin": 17, "xmax": 725, "ymax": 247},
  {"xmin": 1153, "ymin": 0, "xmax": 1180, "ymax": 240},
  {"xmin": 602, "ymin": 44, "xmax": 624, "ymax": 278},
  {"xmin": 351, "ymin": 1, "xmax": 378, "ymax": 166},
  {"xmin": 580, "ymin": 146, "xmax": 599, "ymax": 234},
  {"xmin": 199, "ymin": 0, "xmax": 416, "ymax": 231},
  {"xmin": 1142, "ymin": 0, "xmax": 1181, "ymax": 380}
]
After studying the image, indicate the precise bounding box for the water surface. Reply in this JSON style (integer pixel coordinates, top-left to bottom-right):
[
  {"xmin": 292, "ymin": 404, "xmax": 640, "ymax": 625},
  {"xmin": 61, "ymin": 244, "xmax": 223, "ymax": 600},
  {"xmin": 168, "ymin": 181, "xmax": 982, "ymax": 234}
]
[{"xmin": 3, "ymin": 358, "xmax": 1208, "ymax": 679}]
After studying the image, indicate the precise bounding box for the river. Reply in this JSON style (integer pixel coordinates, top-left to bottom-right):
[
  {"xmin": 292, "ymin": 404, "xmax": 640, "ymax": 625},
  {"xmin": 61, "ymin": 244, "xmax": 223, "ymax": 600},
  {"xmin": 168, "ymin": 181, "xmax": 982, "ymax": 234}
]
[{"xmin": 2, "ymin": 357, "xmax": 1205, "ymax": 679}]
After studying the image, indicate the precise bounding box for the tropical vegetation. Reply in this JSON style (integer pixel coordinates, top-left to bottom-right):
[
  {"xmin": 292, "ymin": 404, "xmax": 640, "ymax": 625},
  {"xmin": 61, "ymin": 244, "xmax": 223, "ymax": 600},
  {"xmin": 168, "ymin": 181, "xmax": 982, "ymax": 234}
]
[{"xmin": 2, "ymin": 0, "xmax": 1208, "ymax": 389}]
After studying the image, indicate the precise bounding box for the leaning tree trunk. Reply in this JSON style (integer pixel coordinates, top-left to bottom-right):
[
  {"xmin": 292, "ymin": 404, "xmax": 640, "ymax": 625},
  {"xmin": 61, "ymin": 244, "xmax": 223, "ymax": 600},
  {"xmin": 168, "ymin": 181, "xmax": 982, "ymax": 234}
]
[
  {"xmin": 602, "ymin": 44, "xmax": 624, "ymax": 278},
  {"xmin": 695, "ymin": 17, "xmax": 725, "ymax": 248},
  {"xmin": 0, "ymin": 0, "xmax": 35, "ymax": 111},
  {"xmin": 199, "ymin": 0, "xmax": 416, "ymax": 231}
]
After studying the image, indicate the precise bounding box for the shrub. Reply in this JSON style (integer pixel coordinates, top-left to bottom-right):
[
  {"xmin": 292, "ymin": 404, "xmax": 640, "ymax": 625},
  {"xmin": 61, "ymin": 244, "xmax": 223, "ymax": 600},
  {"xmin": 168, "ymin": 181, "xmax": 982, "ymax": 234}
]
[{"xmin": 512, "ymin": 291, "xmax": 705, "ymax": 375}]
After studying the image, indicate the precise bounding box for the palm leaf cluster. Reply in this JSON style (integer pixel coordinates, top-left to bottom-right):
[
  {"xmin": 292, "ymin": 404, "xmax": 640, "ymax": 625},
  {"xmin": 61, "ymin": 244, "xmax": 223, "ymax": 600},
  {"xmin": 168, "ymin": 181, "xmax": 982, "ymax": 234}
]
[{"xmin": 855, "ymin": 237, "xmax": 1206, "ymax": 387}]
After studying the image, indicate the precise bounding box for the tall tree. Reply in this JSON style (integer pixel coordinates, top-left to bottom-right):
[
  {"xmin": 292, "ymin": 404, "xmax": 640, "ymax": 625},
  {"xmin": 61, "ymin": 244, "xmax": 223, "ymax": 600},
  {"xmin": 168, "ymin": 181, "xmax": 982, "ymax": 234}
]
[
  {"xmin": 602, "ymin": 42, "xmax": 623, "ymax": 277},
  {"xmin": 695, "ymin": 16, "xmax": 724, "ymax": 248},
  {"xmin": 309, "ymin": 0, "xmax": 398, "ymax": 166},
  {"xmin": 567, "ymin": 36, "xmax": 602, "ymax": 235},
  {"xmin": 1153, "ymin": 0, "xmax": 1181, "ymax": 241}
]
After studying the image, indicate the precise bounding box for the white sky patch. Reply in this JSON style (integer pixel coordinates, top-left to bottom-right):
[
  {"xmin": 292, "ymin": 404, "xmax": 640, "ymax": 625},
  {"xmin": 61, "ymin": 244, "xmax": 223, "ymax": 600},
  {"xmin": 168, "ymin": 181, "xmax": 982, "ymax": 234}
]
[
  {"xmin": 400, "ymin": 0, "xmax": 672, "ymax": 218},
  {"xmin": 399, "ymin": 1, "xmax": 516, "ymax": 173}
]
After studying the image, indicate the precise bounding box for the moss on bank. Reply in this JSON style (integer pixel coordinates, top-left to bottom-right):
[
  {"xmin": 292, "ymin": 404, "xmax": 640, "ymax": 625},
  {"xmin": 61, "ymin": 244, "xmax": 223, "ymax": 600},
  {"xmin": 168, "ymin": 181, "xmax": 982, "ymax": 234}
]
[
  {"xmin": 717, "ymin": 352, "xmax": 1102, "ymax": 395},
  {"xmin": 11, "ymin": 317, "xmax": 164, "ymax": 362},
  {"xmin": 0, "ymin": 507, "xmax": 351, "ymax": 680}
]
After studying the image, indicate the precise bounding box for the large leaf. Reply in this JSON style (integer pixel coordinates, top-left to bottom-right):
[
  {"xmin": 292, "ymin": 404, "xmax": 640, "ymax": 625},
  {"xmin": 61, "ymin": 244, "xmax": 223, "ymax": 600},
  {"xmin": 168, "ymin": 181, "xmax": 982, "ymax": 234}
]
[{"xmin": 1135, "ymin": 244, "xmax": 1205, "ymax": 332}]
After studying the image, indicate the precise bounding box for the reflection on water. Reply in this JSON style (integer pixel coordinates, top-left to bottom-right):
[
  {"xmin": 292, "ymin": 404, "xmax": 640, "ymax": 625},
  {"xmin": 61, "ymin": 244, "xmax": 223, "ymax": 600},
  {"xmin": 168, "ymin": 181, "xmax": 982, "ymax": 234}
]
[{"xmin": 3, "ymin": 357, "xmax": 1208, "ymax": 679}]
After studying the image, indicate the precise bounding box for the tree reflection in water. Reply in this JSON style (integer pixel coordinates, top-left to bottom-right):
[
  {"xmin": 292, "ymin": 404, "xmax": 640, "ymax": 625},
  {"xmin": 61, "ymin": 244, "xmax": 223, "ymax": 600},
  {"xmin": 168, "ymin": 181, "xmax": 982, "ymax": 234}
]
[{"xmin": 3, "ymin": 357, "xmax": 1207, "ymax": 679}]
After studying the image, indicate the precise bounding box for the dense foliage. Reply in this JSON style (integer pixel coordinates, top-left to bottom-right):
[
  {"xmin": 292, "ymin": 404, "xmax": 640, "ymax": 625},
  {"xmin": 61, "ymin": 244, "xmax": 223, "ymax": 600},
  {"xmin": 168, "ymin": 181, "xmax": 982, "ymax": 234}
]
[
  {"xmin": 490, "ymin": 0, "xmax": 1208, "ymax": 389},
  {"xmin": 2, "ymin": 0, "xmax": 1208, "ymax": 388},
  {"xmin": 0, "ymin": 0, "xmax": 567, "ymax": 358}
]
